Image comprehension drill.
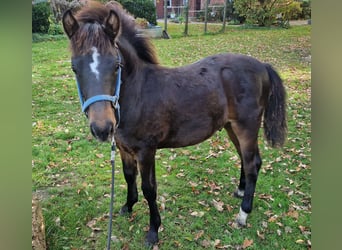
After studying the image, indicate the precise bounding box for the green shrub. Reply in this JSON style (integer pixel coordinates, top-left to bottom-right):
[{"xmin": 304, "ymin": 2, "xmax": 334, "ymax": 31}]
[
  {"xmin": 300, "ymin": 0, "xmax": 311, "ymax": 19},
  {"xmin": 281, "ymin": 1, "xmax": 302, "ymax": 21},
  {"xmin": 117, "ymin": 0, "xmax": 157, "ymax": 25},
  {"xmin": 32, "ymin": 2, "xmax": 51, "ymax": 33},
  {"xmin": 234, "ymin": 0, "xmax": 301, "ymax": 27},
  {"xmin": 48, "ymin": 18, "xmax": 64, "ymax": 35}
]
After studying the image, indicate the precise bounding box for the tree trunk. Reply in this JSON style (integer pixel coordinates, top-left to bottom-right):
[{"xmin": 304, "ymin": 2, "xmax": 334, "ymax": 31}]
[{"xmin": 184, "ymin": 0, "xmax": 189, "ymax": 36}]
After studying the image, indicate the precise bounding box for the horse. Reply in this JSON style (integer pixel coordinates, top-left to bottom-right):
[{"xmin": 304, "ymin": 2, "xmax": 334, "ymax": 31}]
[{"xmin": 62, "ymin": 1, "xmax": 287, "ymax": 246}]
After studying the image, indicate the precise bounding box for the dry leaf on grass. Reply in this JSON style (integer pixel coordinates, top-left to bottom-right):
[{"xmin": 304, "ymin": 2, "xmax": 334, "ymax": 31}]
[{"xmin": 242, "ymin": 238, "xmax": 254, "ymax": 249}]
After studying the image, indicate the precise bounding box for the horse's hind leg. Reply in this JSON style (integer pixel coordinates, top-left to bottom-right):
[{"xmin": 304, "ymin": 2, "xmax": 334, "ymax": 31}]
[
  {"xmin": 227, "ymin": 121, "xmax": 262, "ymax": 227},
  {"xmin": 119, "ymin": 150, "xmax": 138, "ymax": 214}
]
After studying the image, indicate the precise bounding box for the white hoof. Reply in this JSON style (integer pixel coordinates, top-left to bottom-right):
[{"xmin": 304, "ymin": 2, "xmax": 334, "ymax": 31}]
[
  {"xmin": 234, "ymin": 189, "xmax": 245, "ymax": 198},
  {"xmin": 236, "ymin": 207, "xmax": 248, "ymax": 226}
]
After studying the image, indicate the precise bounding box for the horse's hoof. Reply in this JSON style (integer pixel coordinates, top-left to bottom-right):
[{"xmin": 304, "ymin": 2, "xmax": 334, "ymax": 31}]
[
  {"xmin": 235, "ymin": 217, "xmax": 247, "ymax": 227},
  {"xmin": 119, "ymin": 205, "xmax": 131, "ymax": 215},
  {"xmin": 145, "ymin": 230, "xmax": 158, "ymax": 247},
  {"xmin": 235, "ymin": 207, "xmax": 248, "ymax": 227}
]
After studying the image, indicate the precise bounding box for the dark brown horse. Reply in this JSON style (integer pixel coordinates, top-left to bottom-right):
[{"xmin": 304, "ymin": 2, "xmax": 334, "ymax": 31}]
[{"xmin": 62, "ymin": 1, "xmax": 287, "ymax": 246}]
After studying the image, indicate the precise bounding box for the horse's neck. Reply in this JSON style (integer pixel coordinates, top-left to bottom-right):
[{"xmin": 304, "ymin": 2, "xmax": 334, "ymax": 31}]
[{"xmin": 117, "ymin": 38, "xmax": 142, "ymax": 76}]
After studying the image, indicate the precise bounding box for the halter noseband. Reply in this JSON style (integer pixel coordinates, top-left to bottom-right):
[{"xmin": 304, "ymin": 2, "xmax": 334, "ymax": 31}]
[{"xmin": 75, "ymin": 48, "xmax": 123, "ymax": 126}]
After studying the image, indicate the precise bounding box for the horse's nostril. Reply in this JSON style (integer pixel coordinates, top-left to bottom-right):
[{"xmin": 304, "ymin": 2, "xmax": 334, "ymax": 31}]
[
  {"xmin": 90, "ymin": 123, "xmax": 97, "ymax": 137},
  {"xmin": 90, "ymin": 120, "xmax": 114, "ymax": 142}
]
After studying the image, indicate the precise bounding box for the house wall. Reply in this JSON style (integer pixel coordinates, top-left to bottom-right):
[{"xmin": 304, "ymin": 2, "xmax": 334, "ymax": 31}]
[{"xmin": 155, "ymin": 0, "xmax": 226, "ymax": 19}]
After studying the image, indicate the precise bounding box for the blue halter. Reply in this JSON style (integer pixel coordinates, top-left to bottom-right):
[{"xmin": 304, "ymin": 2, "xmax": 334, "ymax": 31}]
[{"xmin": 75, "ymin": 50, "xmax": 123, "ymax": 126}]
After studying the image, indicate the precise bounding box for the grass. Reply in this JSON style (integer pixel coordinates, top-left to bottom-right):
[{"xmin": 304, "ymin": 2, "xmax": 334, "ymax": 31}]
[{"xmin": 32, "ymin": 23, "xmax": 311, "ymax": 249}]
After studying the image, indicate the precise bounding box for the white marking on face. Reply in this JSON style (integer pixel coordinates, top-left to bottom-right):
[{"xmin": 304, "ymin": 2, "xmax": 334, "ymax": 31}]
[{"xmin": 90, "ymin": 47, "xmax": 100, "ymax": 80}]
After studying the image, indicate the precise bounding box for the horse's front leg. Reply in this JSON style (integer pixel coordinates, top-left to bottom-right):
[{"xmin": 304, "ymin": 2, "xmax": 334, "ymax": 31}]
[
  {"xmin": 119, "ymin": 150, "xmax": 138, "ymax": 214},
  {"xmin": 138, "ymin": 148, "xmax": 161, "ymax": 246}
]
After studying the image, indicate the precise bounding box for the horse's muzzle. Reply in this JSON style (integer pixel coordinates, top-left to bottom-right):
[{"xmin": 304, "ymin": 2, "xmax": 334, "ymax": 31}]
[{"xmin": 90, "ymin": 120, "xmax": 114, "ymax": 142}]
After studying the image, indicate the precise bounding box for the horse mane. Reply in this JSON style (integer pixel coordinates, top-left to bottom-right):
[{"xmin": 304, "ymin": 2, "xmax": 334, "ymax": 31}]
[{"xmin": 71, "ymin": 1, "xmax": 159, "ymax": 64}]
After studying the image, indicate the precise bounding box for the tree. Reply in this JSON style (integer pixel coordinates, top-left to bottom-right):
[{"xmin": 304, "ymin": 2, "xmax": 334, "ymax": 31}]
[
  {"xmin": 184, "ymin": 0, "xmax": 189, "ymax": 36},
  {"xmin": 234, "ymin": 0, "xmax": 300, "ymax": 27},
  {"xmin": 117, "ymin": 0, "xmax": 157, "ymax": 25},
  {"xmin": 32, "ymin": 1, "xmax": 51, "ymax": 33}
]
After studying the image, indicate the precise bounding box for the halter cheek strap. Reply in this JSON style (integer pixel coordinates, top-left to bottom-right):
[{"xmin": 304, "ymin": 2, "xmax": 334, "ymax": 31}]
[{"xmin": 75, "ymin": 50, "xmax": 123, "ymax": 127}]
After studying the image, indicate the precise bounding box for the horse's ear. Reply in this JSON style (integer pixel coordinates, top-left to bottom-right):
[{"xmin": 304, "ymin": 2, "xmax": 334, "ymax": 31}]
[
  {"xmin": 62, "ymin": 9, "xmax": 79, "ymax": 39},
  {"xmin": 104, "ymin": 10, "xmax": 121, "ymax": 42}
]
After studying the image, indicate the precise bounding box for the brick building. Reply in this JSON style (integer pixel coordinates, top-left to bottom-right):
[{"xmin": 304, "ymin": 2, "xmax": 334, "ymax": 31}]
[{"xmin": 155, "ymin": 0, "xmax": 226, "ymax": 19}]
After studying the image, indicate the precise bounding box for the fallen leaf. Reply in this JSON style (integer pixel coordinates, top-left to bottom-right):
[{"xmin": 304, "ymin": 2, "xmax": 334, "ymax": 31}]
[
  {"xmin": 198, "ymin": 200, "xmax": 209, "ymax": 207},
  {"xmin": 258, "ymin": 193, "xmax": 274, "ymax": 201},
  {"xmin": 257, "ymin": 230, "xmax": 265, "ymax": 240},
  {"xmin": 242, "ymin": 238, "xmax": 253, "ymax": 249},
  {"xmin": 176, "ymin": 172, "xmax": 185, "ymax": 178},
  {"xmin": 55, "ymin": 217, "xmax": 61, "ymax": 227},
  {"xmin": 298, "ymin": 225, "xmax": 307, "ymax": 233},
  {"xmin": 212, "ymin": 199, "xmax": 224, "ymax": 212},
  {"xmin": 191, "ymin": 211, "xmax": 205, "ymax": 217},
  {"xmin": 276, "ymin": 222, "xmax": 283, "ymax": 227},
  {"xmin": 189, "ymin": 181, "xmax": 198, "ymax": 187},
  {"xmin": 194, "ymin": 230, "xmax": 204, "ymax": 240},
  {"xmin": 110, "ymin": 235, "xmax": 120, "ymax": 243},
  {"xmin": 225, "ymin": 204, "xmax": 234, "ymax": 212},
  {"xmin": 213, "ymin": 239, "xmax": 221, "ymax": 247},
  {"xmin": 268, "ymin": 215, "xmax": 278, "ymax": 222},
  {"xmin": 181, "ymin": 149, "xmax": 190, "ymax": 155},
  {"xmin": 286, "ymin": 209, "xmax": 299, "ymax": 220},
  {"xmin": 121, "ymin": 243, "xmax": 129, "ymax": 250},
  {"xmin": 285, "ymin": 226, "xmax": 292, "ymax": 234},
  {"xmin": 201, "ymin": 239, "xmax": 211, "ymax": 248},
  {"xmin": 261, "ymin": 221, "xmax": 268, "ymax": 228},
  {"xmin": 86, "ymin": 219, "xmax": 97, "ymax": 228},
  {"xmin": 96, "ymin": 153, "xmax": 104, "ymax": 158},
  {"xmin": 92, "ymin": 227, "xmax": 102, "ymax": 232}
]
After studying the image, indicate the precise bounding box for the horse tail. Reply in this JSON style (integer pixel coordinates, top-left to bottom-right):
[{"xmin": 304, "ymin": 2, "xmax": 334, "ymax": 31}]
[{"xmin": 263, "ymin": 63, "xmax": 287, "ymax": 148}]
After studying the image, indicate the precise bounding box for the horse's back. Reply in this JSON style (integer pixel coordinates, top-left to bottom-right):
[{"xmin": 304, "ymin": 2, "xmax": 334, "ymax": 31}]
[
  {"xmin": 193, "ymin": 53, "xmax": 270, "ymax": 123},
  {"xmin": 151, "ymin": 53, "xmax": 269, "ymax": 148}
]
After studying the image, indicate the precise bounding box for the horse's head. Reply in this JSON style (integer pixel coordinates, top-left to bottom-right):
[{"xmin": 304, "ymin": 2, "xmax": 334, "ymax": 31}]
[{"xmin": 62, "ymin": 6, "xmax": 121, "ymax": 142}]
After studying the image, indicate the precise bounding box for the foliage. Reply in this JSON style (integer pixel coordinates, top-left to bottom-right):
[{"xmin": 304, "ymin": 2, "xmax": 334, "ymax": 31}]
[
  {"xmin": 299, "ymin": 0, "xmax": 311, "ymax": 20},
  {"xmin": 117, "ymin": 0, "xmax": 157, "ymax": 25},
  {"xmin": 225, "ymin": 1, "xmax": 246, "ymax": 23},
  {"xmin": 282, "ymin": 1, "xmax": 302, "ymax": 20},
  {"xmin": 135, "ymin": 17, "xmax": 149, "ymax": 29},
  {"xmin": 50, "ymin": 0, "xmax": 84, "ymax": 23},
  {"xmin": 32, "ymin": 2, "xmax": 51, "ymax": 33},
  {"xmin": 32, "ymin": 24, "xmax": 311, "ymax": 249},
  {"xmin": 234, "ymin": 0, "xmax": 300, "ymax": 27},
  {"xmin": 48, "ymin": 17, "xmax": 65, "ymax": 35},
  {"xmin": 276, "ymin": 1, "xmax": 302, "ymax": 28}
]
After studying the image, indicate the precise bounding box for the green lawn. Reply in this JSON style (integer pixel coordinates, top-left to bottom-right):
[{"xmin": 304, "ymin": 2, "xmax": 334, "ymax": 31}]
[{"xmin": 32, "ymin": 23, "xmax": 311, "ymax": 249}]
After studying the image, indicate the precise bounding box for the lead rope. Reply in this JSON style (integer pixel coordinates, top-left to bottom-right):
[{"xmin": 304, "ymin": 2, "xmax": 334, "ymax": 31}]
[{"xmin": 106, "ymin": 136, "xmax": 116, "ymax": 250}]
